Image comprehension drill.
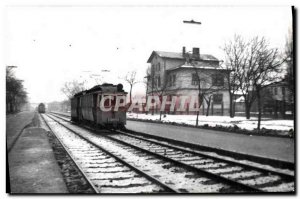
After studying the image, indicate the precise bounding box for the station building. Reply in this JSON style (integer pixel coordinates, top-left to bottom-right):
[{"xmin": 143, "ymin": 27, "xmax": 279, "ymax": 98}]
[{"xmin": 145, "ymin": 47, "xmax": 231, "ymax": 115}]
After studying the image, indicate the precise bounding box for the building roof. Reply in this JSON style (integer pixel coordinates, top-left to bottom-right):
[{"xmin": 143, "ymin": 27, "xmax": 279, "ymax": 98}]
[
  {"xmin": 265, "ymin": 80, "xmax": 289, "ymax": 87},
  {"xmin": 73, "ymin": 83, "xmax": 126, "ymax": 97},
  {"xmin": 166, "ymin": 64, "xmax": 230, "ymax": 72},
  {"xmin": 147, "ymin": 50, "xmax": 219, "ymax": 63}
]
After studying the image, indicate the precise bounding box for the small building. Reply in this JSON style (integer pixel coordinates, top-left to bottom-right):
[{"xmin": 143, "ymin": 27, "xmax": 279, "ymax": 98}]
[
  {"xmin": 146, "ymin": 47, "xmax": 231, "ymax": 115},
  {"xmin": 233, "ymin": 81, "xmax": 294, "ymax": 118},
  {"xmin": 260, "ymin": 81, "xmax": 294, "ymax": 118}
]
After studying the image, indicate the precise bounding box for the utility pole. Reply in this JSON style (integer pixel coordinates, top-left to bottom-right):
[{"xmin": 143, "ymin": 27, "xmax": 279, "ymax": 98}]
[{"xmin": 183, "ymin": 19, "xmax": 202, "ymax": 126}]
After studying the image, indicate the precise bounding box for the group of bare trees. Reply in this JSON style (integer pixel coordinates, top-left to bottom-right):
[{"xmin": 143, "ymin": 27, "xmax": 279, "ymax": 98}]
[
  {"xmin": 223, "ymin": 35, "xmax": 291, "ymax": 130},
  {"xmin": 60, "ymin": 71, "xmax": 140, "ymax": 110},
  {"xmin": 46, "ymin": 80, "xmax": 86, "ymax": 113},
  {"xmin": 6, "ymin": 66, "xmax": 28, "ymax": 113},
  {"xmin": 61, "ymin": 80, "xmax": 86, "ymax": 99}
]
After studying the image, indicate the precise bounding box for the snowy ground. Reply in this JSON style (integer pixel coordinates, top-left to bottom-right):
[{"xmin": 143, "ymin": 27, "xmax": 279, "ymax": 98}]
[{"xmin": 127, "ymin": 113, "xmax": 294, "ymax": 131}]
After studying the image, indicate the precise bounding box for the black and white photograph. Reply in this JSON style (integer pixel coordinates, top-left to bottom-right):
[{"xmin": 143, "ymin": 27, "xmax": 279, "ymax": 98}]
[{"xmin": 4, "ymin": 1, "xmax": 295, "ymax": 195}]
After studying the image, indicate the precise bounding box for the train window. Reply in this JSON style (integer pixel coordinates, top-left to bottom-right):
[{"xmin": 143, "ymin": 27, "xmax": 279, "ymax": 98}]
[
  {"xmin": 104, "ymin": 96, "xmax": 110, "ymax": 107},
  {"xmin": 111, "ymin": 96, "xmax": 116, "ymax": 106},
  {"xmin": 105, "ymin": 99, "xmax": 110, "ymax": 106},
  {"xmin": 119, "ymin": 97, "xmax": 124, "ymax": 105}
]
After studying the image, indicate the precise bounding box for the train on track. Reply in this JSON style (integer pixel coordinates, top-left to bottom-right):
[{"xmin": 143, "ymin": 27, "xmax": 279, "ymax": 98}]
[
  {"xmin": 71, "ymin": 83, "xmax": 127, "ymax": 129},
  {"xmin": 38, "ymin": 103, "xmax": 46, "ymax": 113}
]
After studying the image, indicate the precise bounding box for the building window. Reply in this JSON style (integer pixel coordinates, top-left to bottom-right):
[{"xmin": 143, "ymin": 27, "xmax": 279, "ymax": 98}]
[
  {"xmin": 274, "ymin": 87, "xmax": 278, "ymax": 95},
  {"xmin": 172, "ymin": 74, "xmax": 176, "ymax": 86},
  {"xmin": 213, "ymin": 94, "xmax": 223, "ymax": 104},
  {"xmin": 192, "ymin": 73, "xmax": 199, "ymax": 85},
  {"xmin": 157, "ymin": 63, "xmax": 161, "ymax": 71},
  {"xmin": 212, "ymin": 73, "xmax": 224, "ymax": 86},
  {"xmin": 157, "ymin": 76, "xmax": 161, "ymax": 87},
  {"xmin": 282, "ymin": 86, "xmax": 285, "ymax": 96},
  {"xmin": 167, "ymin": 75, "xmax": 171, "ymax": 87}
]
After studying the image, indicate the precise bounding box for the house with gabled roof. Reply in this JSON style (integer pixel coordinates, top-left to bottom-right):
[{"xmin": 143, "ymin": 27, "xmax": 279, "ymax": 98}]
[{"xmin": 146, "ymin": 47, "xmax": 231, "ymax": 115}]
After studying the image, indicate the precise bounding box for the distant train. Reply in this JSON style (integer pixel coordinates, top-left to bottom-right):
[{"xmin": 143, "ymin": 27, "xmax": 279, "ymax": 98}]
[
  {"xmin": 38, "ymin": 103, "xmax": 46, "ymax": 113},
  {"xmin": 71, "ymin": 83, "xmax": 127, "ymax": 129}
]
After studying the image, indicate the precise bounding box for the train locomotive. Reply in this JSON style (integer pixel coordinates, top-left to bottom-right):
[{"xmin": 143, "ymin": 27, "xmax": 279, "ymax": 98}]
[
  {"xmin": 71, "ymin": 83, "xmax": 127, "ymax": 129},
  {"xmin": 38, "ymin": 103, "xmax": 46, "ymax": 113}
]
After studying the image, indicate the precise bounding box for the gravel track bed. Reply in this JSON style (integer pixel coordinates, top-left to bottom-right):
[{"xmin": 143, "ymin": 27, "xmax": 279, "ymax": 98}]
[
  {"xmin": 48, "ymin": 113, "xmax": 295, "ymax": 193},
  {"xmin": 106, "ymin": 133, "xmax": 294, "ymax": 192},
  {"xmin": 46, "ymin": 114, "xmax": 236, "ymax": 193},
  {"xmin": 123, "ymin": 132, "xmax": 295, "ymax": 176},
  {"xmin": 39, "ymin": 114, "xmax": 95, "ymax": 193},
  {"xmin": 43, "ymin": 115, "xmax": 165, "ymax": 193}
]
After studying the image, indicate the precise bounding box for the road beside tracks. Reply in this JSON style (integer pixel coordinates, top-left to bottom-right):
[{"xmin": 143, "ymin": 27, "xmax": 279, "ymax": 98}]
[{"xmin": 125, "ymin": 120, "xmax": 294, "ymax": 163}]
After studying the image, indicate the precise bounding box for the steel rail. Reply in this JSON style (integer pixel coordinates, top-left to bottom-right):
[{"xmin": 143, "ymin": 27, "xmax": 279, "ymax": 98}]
[
  {"xmin": 114, "ymin": 130, "xmax": 294, "ymax": 180},
  {"xmin": 40, "ymin": 113, "xmax": 99, "ymax": 193},
  {"xmin": 45, "ymin": 114, "xmax": 178, "ymax": 193},
  {"xmin": 49, "ymin": 111, "xmax": 295, "ymax": 171},
  {"xmin": 49, "ymin": 112, "xmax": 295, "ymax": 192},
  {"xmin": 50, "ymin": 112, "xmax": 295, "ymax": 178},
  {"xmin": 48, "ymin": 113, "xmax": 261, "ymax": 193}
]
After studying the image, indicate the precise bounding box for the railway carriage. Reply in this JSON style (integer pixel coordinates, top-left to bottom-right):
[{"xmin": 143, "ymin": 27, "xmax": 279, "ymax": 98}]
[
  {"xmin": 71, "ymin": 83, "xmax": 127, "ymax": 129},
  {"xmin": 38, "ymin": 103, "xmax": 46, "ymax": 113}
]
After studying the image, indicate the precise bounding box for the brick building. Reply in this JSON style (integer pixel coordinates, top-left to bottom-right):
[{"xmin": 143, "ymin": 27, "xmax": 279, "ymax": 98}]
[{"xmin": 146, "ymin": 47, "xmax": 230, "ymax": 115}]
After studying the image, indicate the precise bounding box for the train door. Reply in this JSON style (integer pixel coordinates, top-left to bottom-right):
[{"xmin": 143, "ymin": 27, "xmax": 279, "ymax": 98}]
[
  {"xmin": 111, "ymin": 95, "xmax": 116, "ymax": 119},
  {"xmin": 92, "ymin": 94, "xmax": 98, "ymax": 123},
  {"xmin": 77, "ymin": 97, "xmax": 82, "ymax": 121}
]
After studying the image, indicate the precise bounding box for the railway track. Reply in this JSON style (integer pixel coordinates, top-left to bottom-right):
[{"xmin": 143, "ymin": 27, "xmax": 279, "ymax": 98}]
[
  {"xmin": 108, "ymin": 131, "xmax": 295, "ymax": 192},
  {"xmin": 42, "ymin": 114, "xmax": 176, "ymax": 193},
  {"xmin": 50, "ymin": 112, "xmax": 294, "ymax": 168},
  {"xmin": 46, "ymin": 112, "xmax": 294, "ymax": 193}
]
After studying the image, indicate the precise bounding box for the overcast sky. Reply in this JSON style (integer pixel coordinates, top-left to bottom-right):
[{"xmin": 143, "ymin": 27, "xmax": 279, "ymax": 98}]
[{"xmin": 4, "ymin": 5, "xmax": 292, "ymax": 103}]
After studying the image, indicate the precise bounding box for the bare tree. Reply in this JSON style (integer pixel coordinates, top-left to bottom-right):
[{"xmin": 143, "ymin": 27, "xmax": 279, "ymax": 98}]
[
  {"xmin": 153, "ymin": 73, "xmax": 170, "ymax": 120},
  {"xmin": 222, "ymin": 35, "xmax": 247, "ymax": 118},
  {"xmin": 224, "ymin": 36, "xmax": 267, "ymax": 120},
  {"xmin": 144, "ymin": 66, "xmax": 152, "ymax": 115},
  {"xmin": 237, "ymin": 37, "xmax": 263, "ymax": 119},
  {"xmin": 146, "ymin": 65, "xmax": 156, "ymax": 115},
  {"xmin": 61, "ymin": 80, "xmax": 86, "ymax": 99},
  {"xmin": 191, "ymin": 64, "xmax": 226, "ymax": 126},
  {"xmin": 251, "ymin": 38, "xmax": 283, "ymax": 131},
  {"xmin": 144, "ymin": 66, "xmax": 151, "ymax": 95},
  {"xmin": 124, "ymin": 71, "xmax": 138, "ymax": 106}
]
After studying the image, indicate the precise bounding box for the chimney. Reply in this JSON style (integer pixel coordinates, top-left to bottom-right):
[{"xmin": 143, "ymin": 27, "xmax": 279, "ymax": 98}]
[
  {"xmin": 182, "ymin": 46, "xmax": 186, "ymax": 56},
  {"xmin": 192, "ymin": 47, "xmax": 200, "ymax": 60}
]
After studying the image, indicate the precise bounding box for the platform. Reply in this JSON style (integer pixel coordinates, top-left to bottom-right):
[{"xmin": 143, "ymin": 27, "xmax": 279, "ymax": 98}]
[
  {"xmin": 7, "ymin": 112, "xmax": 68, "ymax": 193},
  {"xmin": 6, "ymin": 111, "xmax": 35, "ymax": 152}
]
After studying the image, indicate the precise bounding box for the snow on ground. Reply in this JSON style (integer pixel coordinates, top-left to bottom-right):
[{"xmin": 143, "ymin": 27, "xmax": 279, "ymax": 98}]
[{"xmin": 127, "ymin": 113, "xmax": 294, "ymax": 131}]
